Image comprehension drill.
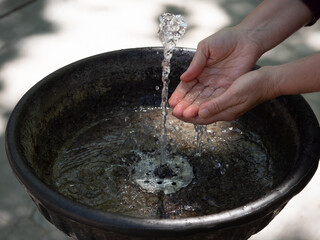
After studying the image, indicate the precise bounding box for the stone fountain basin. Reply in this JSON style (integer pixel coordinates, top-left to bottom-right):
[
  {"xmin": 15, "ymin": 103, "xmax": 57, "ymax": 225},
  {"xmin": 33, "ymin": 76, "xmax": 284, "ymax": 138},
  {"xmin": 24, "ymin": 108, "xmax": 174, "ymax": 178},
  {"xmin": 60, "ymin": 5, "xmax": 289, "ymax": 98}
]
[{"xmin": 5, "ymin": 47, "xmax": 320, "ymax": 240}]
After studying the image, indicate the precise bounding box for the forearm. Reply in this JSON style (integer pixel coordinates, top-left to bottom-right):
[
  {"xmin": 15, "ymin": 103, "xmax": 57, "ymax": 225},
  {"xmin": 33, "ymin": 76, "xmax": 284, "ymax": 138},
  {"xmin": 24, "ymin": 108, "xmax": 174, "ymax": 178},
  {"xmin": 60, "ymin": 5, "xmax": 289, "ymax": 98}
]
[
  {"xmin": 264, "ymin": 52, "xmax": 320, "ymax": 96},
  {"xmin": 236, "ymin": 0, "xmax": 313, "ymax": 56}
]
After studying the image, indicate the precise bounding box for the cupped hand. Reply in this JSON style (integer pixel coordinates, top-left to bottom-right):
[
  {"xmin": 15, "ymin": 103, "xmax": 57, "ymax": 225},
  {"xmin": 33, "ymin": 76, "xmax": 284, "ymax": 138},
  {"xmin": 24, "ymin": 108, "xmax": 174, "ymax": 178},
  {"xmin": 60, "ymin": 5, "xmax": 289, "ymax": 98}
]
[
  {"xmin": 187, "ymin": 67, "xmax": 279, "ymax": 124},
  {"xmin": 169, "ymin": 27, "xmax": 262, "ymax": 124}
]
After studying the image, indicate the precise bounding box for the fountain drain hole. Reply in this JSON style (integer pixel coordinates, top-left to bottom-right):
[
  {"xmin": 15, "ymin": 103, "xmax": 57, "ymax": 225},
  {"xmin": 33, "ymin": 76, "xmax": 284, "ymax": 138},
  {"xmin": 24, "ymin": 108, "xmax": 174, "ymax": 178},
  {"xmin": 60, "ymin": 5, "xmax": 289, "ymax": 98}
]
[{"xmin": 132, "ymin": 155, "xmax": 194, "ymax": 194}]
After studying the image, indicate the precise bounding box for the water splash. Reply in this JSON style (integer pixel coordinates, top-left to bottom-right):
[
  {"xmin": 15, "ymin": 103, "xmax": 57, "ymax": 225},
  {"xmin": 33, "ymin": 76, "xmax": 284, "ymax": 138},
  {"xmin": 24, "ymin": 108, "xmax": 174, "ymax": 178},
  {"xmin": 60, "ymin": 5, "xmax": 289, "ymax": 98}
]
[
  {"xmin": 158, "ymin": 13, "xmax": 187, "ymax": 165},
  {"xmin": 158, "ymin": 13, "xmax": 187, "ymax": 50}
]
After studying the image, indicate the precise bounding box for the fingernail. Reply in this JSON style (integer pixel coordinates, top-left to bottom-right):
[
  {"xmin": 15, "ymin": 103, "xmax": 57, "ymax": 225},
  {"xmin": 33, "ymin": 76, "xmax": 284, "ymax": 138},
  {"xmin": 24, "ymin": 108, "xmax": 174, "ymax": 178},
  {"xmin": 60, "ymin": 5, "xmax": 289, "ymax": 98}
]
[{"xmin": 199, "ymin": 108, "xmax": 210, "ymax": 118}]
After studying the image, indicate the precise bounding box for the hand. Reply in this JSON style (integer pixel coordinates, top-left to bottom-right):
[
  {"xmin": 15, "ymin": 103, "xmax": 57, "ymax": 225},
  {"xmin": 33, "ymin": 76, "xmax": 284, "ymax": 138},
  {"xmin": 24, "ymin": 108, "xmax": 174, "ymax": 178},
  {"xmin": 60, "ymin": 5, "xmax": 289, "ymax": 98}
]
[
  {"xmin": 168, "ymin": 27, "xmax": 262, "ymax": 124},
  {"xmin": 188, "ymin": 67, "xmax": 279, "ymax": 124},
  {"xmin": 168, "ymin": 0, "xmax": 313, "ymax": 125}
]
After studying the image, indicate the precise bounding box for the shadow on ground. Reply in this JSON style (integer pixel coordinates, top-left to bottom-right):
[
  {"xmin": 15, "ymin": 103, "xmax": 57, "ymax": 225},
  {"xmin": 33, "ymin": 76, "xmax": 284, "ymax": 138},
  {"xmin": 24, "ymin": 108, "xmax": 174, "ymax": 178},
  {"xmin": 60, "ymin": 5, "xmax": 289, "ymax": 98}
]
[
  {"xmin": 0, "ymin": 0, "xmax": 56, "ymax": 110},
  {"xmin": 0, "ymin": 1, "xmax": 67, "ymax": 239}
]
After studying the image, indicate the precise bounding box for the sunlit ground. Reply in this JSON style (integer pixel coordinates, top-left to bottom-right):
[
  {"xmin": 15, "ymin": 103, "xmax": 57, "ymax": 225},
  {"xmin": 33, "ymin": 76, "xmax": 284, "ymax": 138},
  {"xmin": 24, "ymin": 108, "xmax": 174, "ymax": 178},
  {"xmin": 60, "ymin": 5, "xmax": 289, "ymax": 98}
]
[{"xmin": 1, "ymin": 0, "xmax": 320, "ymax": 239}]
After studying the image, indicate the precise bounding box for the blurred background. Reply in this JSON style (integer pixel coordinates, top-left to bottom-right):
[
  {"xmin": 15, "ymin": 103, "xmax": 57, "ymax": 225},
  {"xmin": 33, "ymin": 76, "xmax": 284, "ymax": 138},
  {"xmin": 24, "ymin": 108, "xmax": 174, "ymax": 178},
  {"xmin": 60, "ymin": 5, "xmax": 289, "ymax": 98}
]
[{"xmin": 0, "ymin": 0, "xmax": 319, "ymax": 239}]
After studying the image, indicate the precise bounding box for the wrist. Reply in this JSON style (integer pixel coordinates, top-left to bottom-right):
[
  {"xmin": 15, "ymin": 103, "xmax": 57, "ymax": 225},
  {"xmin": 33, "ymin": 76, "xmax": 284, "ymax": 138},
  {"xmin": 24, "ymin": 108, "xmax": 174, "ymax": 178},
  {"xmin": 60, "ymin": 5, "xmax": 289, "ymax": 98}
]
[
  {"xmin": 269, "ymin": 53, "xmax": 320, "ymax": 96},
  {"xmin": 232, "ymin": 25, "xmax": 265, "ymax": 58},
  {"xmin": 256, "ymin": 66, "xmax": 282, "ymax": 99}
]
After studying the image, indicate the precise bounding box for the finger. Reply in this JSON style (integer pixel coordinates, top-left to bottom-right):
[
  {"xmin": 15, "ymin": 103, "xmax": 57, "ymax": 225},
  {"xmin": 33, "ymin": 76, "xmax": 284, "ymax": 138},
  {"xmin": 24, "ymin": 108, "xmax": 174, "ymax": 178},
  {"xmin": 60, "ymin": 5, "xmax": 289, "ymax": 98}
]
[
  {"xmin": 180, "ymin": 41, "xmax": 209, "ymax": 82},
  {"xmin": 198, "ymin": 90, "xmax": 237, "ymax": 119},
  {"xmin": 169, "ymin": 80, "xmax": 197, "ymax": 108},
  {"xmin": 196, "ymin": 108, "xmax": 243, "ymax": 124},
  {"xmin": 172, "ymin": 83, "xmax": 205, "ymax": 118},
  {"xmin": 170, "ymin": 110, "xmax": 200, "ymax": 125},
  {"xmin": 172, "ymin": 101, "xmax": 193, "ymax": 119},
  {"xmin": 182, "ymin": 86, "xmax": 215, "ymax": 118},
  {"xmin": 201, "ymin": 98, "xmax": 257, "ymax": 124},
  {"xmin": 182, "ymin": 104, "xmax": 199, "ymax": 119},
  {"xmin": 171, "ymin": 104, "xmax": 237, "ymax": 125},
  {"xmin": 182, "ymin": 86, "xmax": 227, "ymax": 119}
]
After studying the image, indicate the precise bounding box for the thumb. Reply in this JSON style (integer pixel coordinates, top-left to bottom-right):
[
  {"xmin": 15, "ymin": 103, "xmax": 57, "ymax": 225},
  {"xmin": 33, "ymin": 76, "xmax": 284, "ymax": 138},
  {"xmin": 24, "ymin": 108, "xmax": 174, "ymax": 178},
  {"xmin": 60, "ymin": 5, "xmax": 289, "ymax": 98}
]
[
  {"xmin": 198, "ymin": 89, "xmax": 239, "ymax": 121},
  {"xmin": 181, "ymin": 41, "xmax": 209, "ymax": 82},
  {"xmin": 198, "ymin": 97, "xmax": 226, "ymax": 119}
]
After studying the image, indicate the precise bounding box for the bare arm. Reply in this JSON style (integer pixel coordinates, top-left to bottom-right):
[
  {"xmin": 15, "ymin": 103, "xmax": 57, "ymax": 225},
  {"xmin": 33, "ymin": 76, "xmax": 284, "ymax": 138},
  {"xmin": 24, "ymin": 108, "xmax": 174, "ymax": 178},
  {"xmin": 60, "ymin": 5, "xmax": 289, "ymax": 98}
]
[
  {"xmin": 272, "ymin": 52, "xmax": 320, "ymax": 95},
  {"xmin": 238, "ymin": 0, "xmax": 313, "ymax": 55}
]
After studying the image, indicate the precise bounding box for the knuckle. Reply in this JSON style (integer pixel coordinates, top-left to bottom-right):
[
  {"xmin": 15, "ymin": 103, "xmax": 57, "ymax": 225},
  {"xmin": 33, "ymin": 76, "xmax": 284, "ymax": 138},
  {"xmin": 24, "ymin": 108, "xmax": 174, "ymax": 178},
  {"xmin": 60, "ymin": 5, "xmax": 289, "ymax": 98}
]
[
  {"xmin": 208, "ymin": 100, "xmax": 223, "ymax": 114},
  {"xmin": 197, "ymin": 40, "xmax": 207, "ymax": 51}
]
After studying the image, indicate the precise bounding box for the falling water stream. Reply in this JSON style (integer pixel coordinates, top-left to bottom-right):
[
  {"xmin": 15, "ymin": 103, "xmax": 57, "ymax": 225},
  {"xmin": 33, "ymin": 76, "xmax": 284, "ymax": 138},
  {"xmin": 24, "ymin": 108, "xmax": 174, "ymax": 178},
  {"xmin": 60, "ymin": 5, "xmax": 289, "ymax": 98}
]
[
  {"xmin": 158, "ymin": 13, "xmax": 207, "ymax": 162},
  {"xmin": 158, "ymin": 13, "xmax": 187, "ymax": 165}
]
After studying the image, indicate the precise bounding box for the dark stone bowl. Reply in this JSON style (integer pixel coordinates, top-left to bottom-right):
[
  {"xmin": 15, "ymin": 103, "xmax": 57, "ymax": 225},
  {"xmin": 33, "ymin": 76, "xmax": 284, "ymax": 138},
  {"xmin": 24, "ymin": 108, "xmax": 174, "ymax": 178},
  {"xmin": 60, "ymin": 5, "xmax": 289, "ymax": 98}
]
[{"xmin": 5, "ymin": 47, "xmax": 320, "ymax": 240}]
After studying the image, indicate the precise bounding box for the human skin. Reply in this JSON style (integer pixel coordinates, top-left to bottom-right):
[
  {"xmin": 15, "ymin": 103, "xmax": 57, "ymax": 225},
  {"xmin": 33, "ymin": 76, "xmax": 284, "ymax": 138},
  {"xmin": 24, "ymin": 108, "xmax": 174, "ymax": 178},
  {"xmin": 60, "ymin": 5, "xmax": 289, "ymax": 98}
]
[{"xmin": 169, "ymin": 0, "xmax": 316, "ymax": 125}]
